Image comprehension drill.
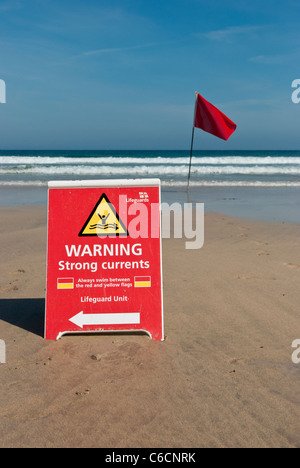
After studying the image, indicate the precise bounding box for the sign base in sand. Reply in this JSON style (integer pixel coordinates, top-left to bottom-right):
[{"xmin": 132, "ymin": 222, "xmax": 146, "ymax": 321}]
[{"xmin": 44, "ymin": 179, "xmax": 164, "ymax": 341}]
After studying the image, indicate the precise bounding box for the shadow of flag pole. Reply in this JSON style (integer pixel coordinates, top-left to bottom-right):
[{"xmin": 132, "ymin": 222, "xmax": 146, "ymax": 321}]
[{"xmin": 187, "ymin": 92, "xmax": 237, "ymax": 192}]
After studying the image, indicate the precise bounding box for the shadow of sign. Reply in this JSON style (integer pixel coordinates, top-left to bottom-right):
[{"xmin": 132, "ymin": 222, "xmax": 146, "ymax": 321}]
[{"xmin": 0, "ymin": 299, "xmax": 44, "ymax": 337}]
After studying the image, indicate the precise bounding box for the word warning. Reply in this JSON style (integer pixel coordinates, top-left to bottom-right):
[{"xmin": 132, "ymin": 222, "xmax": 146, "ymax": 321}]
[{"xmin": 45, "ymin": 179, "xmax": 164, "ymax": 341}]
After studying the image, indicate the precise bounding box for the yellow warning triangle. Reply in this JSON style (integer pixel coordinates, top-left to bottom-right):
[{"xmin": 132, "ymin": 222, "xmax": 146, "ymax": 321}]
[{"xmin": 79, "ymin": 194, "xmax": 129, "ymax": 237}]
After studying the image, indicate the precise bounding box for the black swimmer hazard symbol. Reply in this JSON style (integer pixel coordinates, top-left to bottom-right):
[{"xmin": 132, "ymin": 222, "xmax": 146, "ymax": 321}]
[{"xmin": 79, "ymin": 194, "xmax": 129, "ymax": 237}]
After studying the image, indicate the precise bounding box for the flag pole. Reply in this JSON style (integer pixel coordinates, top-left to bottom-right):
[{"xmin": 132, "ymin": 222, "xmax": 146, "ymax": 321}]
[
  {"xmin": 187, "ymin": 93, "xmax": 198, "ymax": 192},
  {"xmin": 187, "ymin": 127, "xmax": 195, "ymax": 192}
]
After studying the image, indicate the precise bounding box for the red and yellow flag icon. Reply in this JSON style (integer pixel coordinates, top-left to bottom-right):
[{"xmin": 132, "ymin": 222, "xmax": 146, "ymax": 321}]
[
  {"xmin": 134, "ymin": 276, "xmax": 151, "ymax": 288},
  {"xmin": 57, "ymin": 278, "xmax": 74, "ymax": 290}
]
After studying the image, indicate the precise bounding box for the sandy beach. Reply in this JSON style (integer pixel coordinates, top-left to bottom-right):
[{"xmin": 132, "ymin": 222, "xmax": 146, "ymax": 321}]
[{"xmin": 0, "ymin": 204, "xmax": 299, "ymax": 448}]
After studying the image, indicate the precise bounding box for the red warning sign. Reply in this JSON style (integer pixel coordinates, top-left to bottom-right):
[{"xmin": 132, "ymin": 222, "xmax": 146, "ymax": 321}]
[{"xmin": 45, "ymin": 179, "xmax": 164, "ymax": 341}]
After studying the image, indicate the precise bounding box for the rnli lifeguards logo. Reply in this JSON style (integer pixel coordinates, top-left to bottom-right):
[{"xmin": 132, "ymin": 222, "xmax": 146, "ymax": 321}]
[{"xmin": 79, "ymin": 193, "xmax": 129, "ymax": 237}]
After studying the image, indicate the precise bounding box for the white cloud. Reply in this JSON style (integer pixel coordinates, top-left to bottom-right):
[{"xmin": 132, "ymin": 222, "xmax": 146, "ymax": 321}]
[
  {"xmin": 80, "ymin": 41, "xmax": 175, "ymax": 57},
  {"xmin": 249, "ymin": 54, "xmax": 289, "ymax": 65},
  {"xmin": 202, "ymin": 25, "xmax": 262, "ymax": 41},
  {"xmin": 81, "ymin": 42, "xmax": 159, "ymax": 56}
]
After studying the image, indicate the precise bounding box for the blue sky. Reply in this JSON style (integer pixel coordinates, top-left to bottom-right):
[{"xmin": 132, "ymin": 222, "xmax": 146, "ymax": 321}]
[{"xmin": 0, "ymin": 0, "xmax": 299, "ymax": 149}]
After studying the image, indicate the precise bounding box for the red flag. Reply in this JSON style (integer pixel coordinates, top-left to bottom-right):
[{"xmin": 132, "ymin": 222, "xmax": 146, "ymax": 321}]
[{"xmin": 194, "ymin": 93, "xmax": 237, "ymax": 141}]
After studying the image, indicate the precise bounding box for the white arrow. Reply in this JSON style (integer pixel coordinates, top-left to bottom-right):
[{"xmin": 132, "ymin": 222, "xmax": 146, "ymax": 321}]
[{"xmin": 69, "ymin": 311, "xmax": 140, "ymax": 329}]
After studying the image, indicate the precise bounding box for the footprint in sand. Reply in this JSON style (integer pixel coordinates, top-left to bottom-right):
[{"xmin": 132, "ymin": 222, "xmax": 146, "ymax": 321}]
[
  {"xmin": 0, "ymin": 284, "xmax": 19, "ymax": 292},
  {"xmin": 75, "ymin": 389, "xmax": 90, "ymax": 398},
  {"xmin": 252, "ymin": 240, "xmax": 269, "ymax": 246},
  {"xmin": 283, "ymin": 263, "xmax": 300, "ymax": 269},
  {"xmin": 257, "ymin": 251, "xmax": 270, "ymax": 256},
  {"xmin": 0, "ymin": 271, "xmax": 24, "ymax": 292},
  {"xmin": 2, "ymin": 270, "xmax": 26, "ymax": 291},
  {"xmin": 234, "ymin": 274, "xmax": 276, "ymax": 280},
  {"xmin": 234, "ymin": 275, "xmax": 258, "ymax": 280}
]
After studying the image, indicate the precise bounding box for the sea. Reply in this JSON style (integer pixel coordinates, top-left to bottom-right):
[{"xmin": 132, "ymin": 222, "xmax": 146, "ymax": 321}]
[{"xmin": 1, "ymin": 149, "xmax": 300, "ymax": 223}]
